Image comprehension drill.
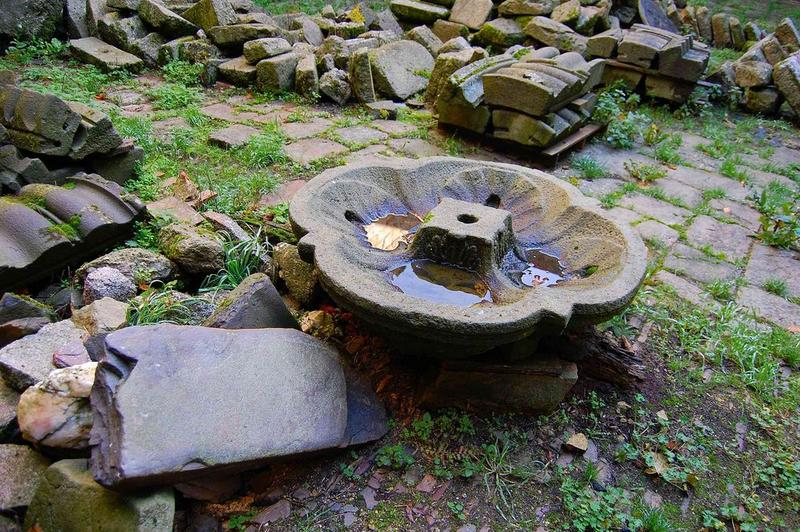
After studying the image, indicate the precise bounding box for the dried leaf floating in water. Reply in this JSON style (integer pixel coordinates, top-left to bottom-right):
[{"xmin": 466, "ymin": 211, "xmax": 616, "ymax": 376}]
[{"xmin": 364, "ymin": 213, "xmax": 423, "ymax": 251}]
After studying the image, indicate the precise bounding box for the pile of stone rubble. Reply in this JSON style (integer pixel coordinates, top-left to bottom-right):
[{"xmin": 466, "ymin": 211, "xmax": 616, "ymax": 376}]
[
  {"xmin": 0, "ymin": 222, "xmax": 388, "ymax": 529},
  {"xmin": 587, "ymin": 24, "xmax": 710, "ymax": 103},
  {"xmin": 711, "ymin": 18, "xmax": 800, "ymax": 116},
  {"xmin": 434, "ymin": 45, "xmax": 603, "ymax": 147},
  {"xmin": 67, "ymin": 0, "xmax": 444, "ymax": 105}
]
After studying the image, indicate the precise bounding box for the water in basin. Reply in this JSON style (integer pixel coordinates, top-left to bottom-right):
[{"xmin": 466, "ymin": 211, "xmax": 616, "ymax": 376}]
[{"xmin": 388, "ymin": 259, "xmax": 494, "ymax": 307}]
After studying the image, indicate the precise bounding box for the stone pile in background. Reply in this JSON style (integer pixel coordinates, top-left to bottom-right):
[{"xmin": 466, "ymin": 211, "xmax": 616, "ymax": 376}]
[
  {"xmin": 587, "ymin": 23, "xmax": 710, "ymax": 103},
  {"xmin": 0, "ymin": 72, "xmax": 146, "ymax": 292},
  {"xmin": 435, "ymin": 46, "xmax": 602, "ymax": 148},
  {"xmin": 0, "ymin": 73, "xmax": 142, "ymax": 191},
  {"xmin": 711, "ymin": 18, "xmax": 800, "ymax": 116}
]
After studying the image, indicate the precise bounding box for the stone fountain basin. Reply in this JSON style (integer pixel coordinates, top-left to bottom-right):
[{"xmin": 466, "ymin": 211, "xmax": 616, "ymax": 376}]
[{"xmin": 290, "ymin": 157, "xmax": 647, "ymax": 358}]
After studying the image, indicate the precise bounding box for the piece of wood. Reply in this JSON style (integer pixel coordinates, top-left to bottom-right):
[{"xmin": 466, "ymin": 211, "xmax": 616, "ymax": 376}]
[
  {"xmin": 544, "ymin": 325, "xmax": 646, "ymax": 387},
  {"xmin": 541, "ymin": 123, "xmax": 604, "ymax": 161}
]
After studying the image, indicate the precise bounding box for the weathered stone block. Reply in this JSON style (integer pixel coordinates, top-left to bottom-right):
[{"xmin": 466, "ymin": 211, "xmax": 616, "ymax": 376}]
[
  {"xmin": 255, "ymin": 51, "xmax": 301, "ymax": 92},
  {"xmin": 70, "ymin": 37, "xmax": 144, "ymax": 72}
]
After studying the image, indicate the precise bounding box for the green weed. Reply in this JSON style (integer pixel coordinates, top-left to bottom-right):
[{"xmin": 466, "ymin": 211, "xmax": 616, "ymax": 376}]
[{"xmin": 572, "ymin": 155, "xmax": 607, "ymax": 179}]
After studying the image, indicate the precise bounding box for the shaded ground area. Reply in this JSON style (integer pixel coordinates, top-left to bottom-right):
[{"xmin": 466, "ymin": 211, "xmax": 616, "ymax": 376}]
[{"xmin": 1, "ymin": 44, "xmax": 798, "ymax": 530}]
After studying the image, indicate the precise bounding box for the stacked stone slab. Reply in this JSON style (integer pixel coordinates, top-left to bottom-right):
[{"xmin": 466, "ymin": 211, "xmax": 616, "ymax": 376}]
[
  {"xmin": 436, "ymin": 46, "xmax": 603, "ymax": 148},
  {"xmin": 587, "ymin": 24, "xmax": 710, "ymax": 103},
  {"xmin": 711, "ymin": 18, "xmax": 800, "ymax": 115},
  {"xmin": 0, "ymin": 74, "xmax": 141, "ymax": 191},
  {"xmin": 669, "ymin": 5, "xmax": 765, "ymax": 51}
]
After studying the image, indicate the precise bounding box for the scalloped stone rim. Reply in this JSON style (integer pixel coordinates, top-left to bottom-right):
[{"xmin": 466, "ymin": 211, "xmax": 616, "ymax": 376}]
[{"xmin": 290, "ymin": 157, "xmax": 648, "ymax": 358}]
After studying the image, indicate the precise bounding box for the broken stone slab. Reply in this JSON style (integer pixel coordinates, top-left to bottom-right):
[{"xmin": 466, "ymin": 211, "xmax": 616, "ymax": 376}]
[
  {"xmin": 208, "ymin": 23, "xmax": 281, "ymax": 51},
  {"xmin": 741, "ymin": 87, "xmax": 783, "ymax": 115},
  {"xmin": 0, "ymin": 376, "xmax": 18, "ymax": 439},
  {"xmin": 66, "ymin": 0, "xmax": 90, "ymax": 38},
  {"xmin": 204, "ymin": 273, "xmax": 298, "ymax": 329},
  {"xmin": 319, "ymin": 68, "xmax": 352, "ymax": 105},
  {"xmin": 733, "ymin": 60, "xmax": 773, "ymax": 88},
  {"xmin": 638, "ymin": 0, "xmax": 678, "ymax": 34},
  {"xmin": 432, "ymin": 19, "xmax": 469, "ymax": 41},
  {"xmin": 218, "ymin": 55, "xmax": 257, "ymax": 85},
  {"xmin": 587, "ymin": 28, "xmax": 621, "ymax": 57},
  {"xmin": 474, "ymin": 18, "xmax": 525, "ymax": 48},
  {"xmin": 492, "ymin": 106, "xmax": 582, "ymax": 147},
  {"xmin": 83, "ymin": 266, "xmax": 137, "ymax": 305},
  {"xmin": 182, "ymin": 0, "xmax": 238, "ymax": 32},
  {"xmin": 90, "ymin": 325, "xmax": 386, "ymax": 488},
  {"xmin": 524, "ymin": 16, "xmax": 588, "ymax": 55},
  {"xmin": 1, "ymin": 175, "xmax": 145, "ymax": 291},
  {"xmin": 138, "ymin": 0, "xmax": 198, "ymax": 37},
  {"xmin": 129, "ymin": 32, "xmax": 167, "ymax": 66},
  {"xmin": 0, "ymin": 444, "xmax": 50, "ymax": 510},
  {"xmin": 0, "ymin": 319, "xmax": 88, "ymax": 392},
  {"xmin": 483, "ymin": 52, "xmax": 604, "ymax": 117},
  {"xmin": 439, "ymin": 36, "xmax": 471, "ymax": 54},
  {"xmin": 76, "ymin": 247, "xmax": 177, "ymax": 286},
  {"xmin": 406, "ymin": 25, "xmax": 443, "ymax": 56},
  {"xmin": 773, "ymin": 53, "xmax": 800, "ymax": 117},
  {"xmin": 25, "ymin": 459, "xmax": 175, "ymax": 531},
  {"xmin": 17, "ymin": 362, "xmax": 97, "ymax": 450},
  {"xmin": 390, "ymin": 0, "xmax": 450, "ymax": 24},
  {"xmin": 147, "ymin": 194, "xmax": 205, "ymax": 224},
  {"xmin": 256, "ymin": 51, "xmax": 301, "ymax": 92},
  {"xmin": 273, "ymin": 242, "xmax": 319, "ymax": 304},
  {"xmin": 0, "ymin": 293, "xmax": 53, "ymax": 324},
  {"xmin": 421, "ymin": 355, "xmax": 577, "ymax": 412},
  {"xmin": 67, "ymin": 101, "xmax": 124, "ymax": 160},
  {"xmin": 0, "ymin": 144, "xmax": 50, "ymax": 192},
  {"xmin": 552, "ymin": 0, "xmax": 581, "ymax": 26},
  {"xmin": 425, "ymin": 49, "xmax": 475, "ymax": 104},
  {"xmin": 711, "ymin": 12, "xmax": 731, "ymax": 49},
  {"xmin": 71, "ymin": 297, "xmax": 128, "ymax": 336},
  {"xmin": 0, "ymin": 84, "xmax": 82, "ymax": 157},
  {"xmin": 774, "ymin": 17, "xmax": 800, "ymax": 53},
  {"xmin": 70, "ymin": 37, "xmax": 144, "ymax": 72},
  {"xmin": 345, "ymin": 48, "xmax": 374, "ymax": 102},
  {"xmin": 295, "ymin": 53, "xmax": 319, "ymax": 97},
  {"xmin": 96, "ymin": 12, "xmax": 148, "ymax": 50},
  {"xmin": 0, "ymin": 317, "xmax": 52, "ymax": 350},
  {"xmin": 158, "ymin": 223, "xmax": 224, "ymax": 275},
  {"xmin": 243, "ymin": 37, "xmax": 292, "ymax": 63},
  {"xmin": 498, "ymin": 0, "xmax": 554, "ymax": 16},
  {"xmin": 370, "ymin": 40, "xmax": 434, "ymax": 101},
  {"xmin": 449, "ymin": 0, "xmax": 493, "ymax": 30},
  {"xmin": 208, "ymin": 124, "xmax": 261, "ymax": 148}
]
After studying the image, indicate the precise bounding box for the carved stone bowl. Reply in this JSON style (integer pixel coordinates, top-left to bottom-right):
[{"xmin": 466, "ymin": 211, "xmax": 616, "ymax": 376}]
[{"xmin": 289, "ymin": 157, "xmax": 647, "ymax": 359}]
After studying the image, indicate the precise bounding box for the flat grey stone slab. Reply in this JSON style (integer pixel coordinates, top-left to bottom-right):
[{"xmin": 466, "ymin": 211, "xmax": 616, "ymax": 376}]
[
  {"xmin": 0, "ymin": 444, "xmax": 50, "ymax": 510},
  {"xmin": 281, "ymin": 117, "xmax": 333, "ymax": 140},
  {"xmin": 334, "ymin": 126, "xmax": 389, "ymax": 146},
  {"xmin": 708, "ymin": 198, "xmax": 761, "ymax": 232},
  {"xmin": 208, "ymin": 124, "xmax": 261, "ymax": 149},
  {"xmin": 620, "ymin": 194, "xmax": 692, "ymax": 226},
  {"xmin": 655, "ymin": 270, "xmax": 717, "ymax": 309},
  {"xmin": 200, "ymin": 103, "xmax": 276, "ymax": 124},
  {"xmin": 737, "ymin": 285, "xmax": 800, "ymax": 330},
  {"xmin": 636, "ymin": 220, "xmax": 680, "ymax": 247},
  {"xmin": 579, "ymin": 178, "xmax": 624, "ymax": 198},
  {"xmin": 91, "ymin": 325, "xmax": 385, "ymax": 488},
  {"xmin": 664, "ymin": 243, "xmax": 738, "ymax": 284},
  {"xmin": 602, "ymin": 207, "xmax": 642, "ymax": 227},
  {"xmin": 668, "ymin": 166, "xmax": 750, "ymax": 202},
  {"xmin": 371, "ymin": 119, "xmax": 417, "ymax": 136},
  {"xmin": 745, "ymin": 243, "xmax": 800, "ymax": 298},
  {"xmin": 653, "ymin": 177, "xmax": 703, "ymax": 207},
  {"xmin": 685, "ymin": 215, "xmax": 753, "ymax": 261},
  {"xmin": 285, "ymin": 138, "xmax": 348, "ymax": 165},
  {"xmin": 386, "ymin": 138, "xmax": 442, "ymax": 158},
  {"xmin": 69, "ymin": 37, "xmax": 143, "ymax": 72},
  {"xmin": 0, "ymin": 320, "xmax": 87, "ymax": 392}
]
